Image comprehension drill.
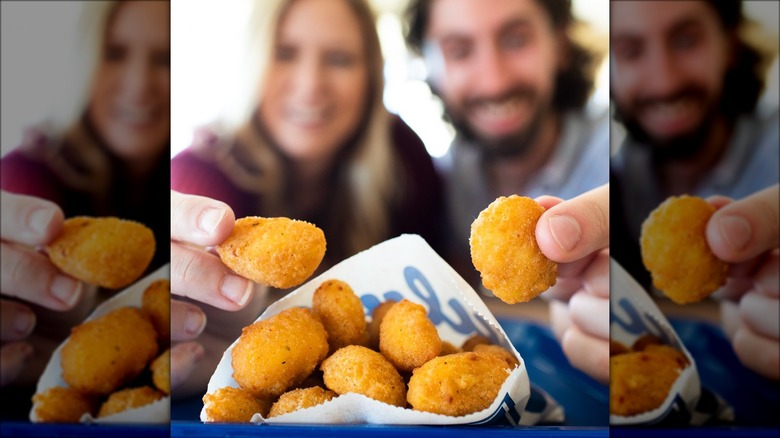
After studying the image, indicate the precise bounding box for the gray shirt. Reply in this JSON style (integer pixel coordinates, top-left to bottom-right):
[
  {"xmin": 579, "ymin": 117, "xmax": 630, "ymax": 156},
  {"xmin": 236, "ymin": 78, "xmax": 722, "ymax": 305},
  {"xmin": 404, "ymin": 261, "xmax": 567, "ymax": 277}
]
[
  {"xmin": 613, "ymin": 106, "xmax": 780, "ymax": 244},
  {"xmin": 437, "ymin": 108, "xmax": 610, "ymax": 288}
]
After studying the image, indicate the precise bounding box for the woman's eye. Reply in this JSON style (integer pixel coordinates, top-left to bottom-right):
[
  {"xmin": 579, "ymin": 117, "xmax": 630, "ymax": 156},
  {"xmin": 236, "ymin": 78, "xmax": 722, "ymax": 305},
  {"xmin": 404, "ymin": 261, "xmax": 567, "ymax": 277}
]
[
  {"xmin": 275, "ymin": 46, "xmax": 296, "ymax": 62},
  {"xmin": 105, "ymin": 45, "xmax": 126, "ymax": 63},
  {"xmin": 325, "ymin": 52, "xmax": 355, "ymax": 67}
]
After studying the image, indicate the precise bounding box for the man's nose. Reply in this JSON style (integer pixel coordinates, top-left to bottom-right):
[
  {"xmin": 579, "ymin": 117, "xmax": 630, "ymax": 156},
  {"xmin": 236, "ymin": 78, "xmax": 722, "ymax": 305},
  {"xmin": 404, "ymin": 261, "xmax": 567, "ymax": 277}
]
[
  {"xmin": 473, "ymin": 44, "xmax": 515, "ymax": 98},
  {"xmin": 643, "ymin": 45, "xmax": 684, "ymax": 98}
]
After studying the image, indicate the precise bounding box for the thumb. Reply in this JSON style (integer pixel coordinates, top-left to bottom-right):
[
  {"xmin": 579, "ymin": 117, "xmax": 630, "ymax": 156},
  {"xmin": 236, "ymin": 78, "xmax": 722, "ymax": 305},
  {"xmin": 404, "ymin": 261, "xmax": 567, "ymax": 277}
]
[
  {"xmin": 706, "ymin": 184, "xmax": 779, "ymax": 263},
  {"xmin": 536, "ymin": 184, "xmax": 609, "ymax": 263}
]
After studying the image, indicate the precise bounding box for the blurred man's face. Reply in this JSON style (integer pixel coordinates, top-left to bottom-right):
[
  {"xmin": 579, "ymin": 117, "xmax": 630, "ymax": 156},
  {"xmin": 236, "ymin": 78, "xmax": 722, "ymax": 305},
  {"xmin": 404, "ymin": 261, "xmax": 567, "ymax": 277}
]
[
  {"xmin": 424, "ymin": 0, "xmax": 561, "ymax": 156},
  {"xmin": 611, "ymin": 1, "xmax": 731, "ymax": 157}
]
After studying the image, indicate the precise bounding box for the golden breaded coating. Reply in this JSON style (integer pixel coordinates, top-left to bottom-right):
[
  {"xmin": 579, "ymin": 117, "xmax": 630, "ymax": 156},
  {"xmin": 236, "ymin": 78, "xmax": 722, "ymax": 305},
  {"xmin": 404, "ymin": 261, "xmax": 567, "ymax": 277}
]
[
  {"xmin": 610, "ymin": 340, "xmax": 630, "ymax": 357},
  {"xmin": 632, "ymin": 334, "xmax": 663, "ymax": 352},
  {"xmin": 232, "ymin": 307, "xmax": 329, "ymax": 398},
  {"xmin": 367, "ymin": 300, "xmax": 396, "ymax": 350},
  {"xmin": 472, "ymin": 344, "xmax": 520, "ymax": 369},
  {"xmin": 46, "ymin": 217, "xmax": 155, "ymax": 289},
  {"xmin": 640, "ymin": 196, "xmax": 728, "ymax": 304},
  {"xmin": 312, "ymin": 280, "xmax": 367, "ymax": 353},
  {"xmin": 32, "ymin": 386, "xmax": 95, "ymax": 423},
  {"xmin": 321, "ymin": 345, "xmax": 406, "ymax": 407},
  {"xmin": 407, "ymin": 352, "xmax": 511, "ymax": 416},
  {"xmin": 379, "ymin": 300, "xmax": 441, "ymax": 372},
  {"xmin": 461, "ymin": 334, "xmax": 492, "ymax": 352},
  {"xmin": 470, "ymin": 196, "xmax": 557, "ymax": 303},
  {"xmin": 98, "ymin": 386, "xmax": 164, "ymax": 418},
  {"xmin": 142, "ymin": 279, "xmax": 170, "ymax": 347},
  {"xmin": 202, "ymin": 386, "xmax": 271, "ymax": 422},
  {"xmin": 439, "ymin": 341, "xmax": 461, "ymax": 356},
  {"xmin": 268, "ymin": 386, "xmax": 337, "ymax": 418},
  {"xmin": 61, "ymin": 307, "xmax": 158, "ymax": 395},
  {"xmin": 151, "ymin": 349, "xmax": 170, "ymax": 395},
  {"xmin": 610, "ymin": 345, "xmax": 689, "ymax": 416},
  {"xmin": 216, "ymin": 217, "xmax": 326, "ymax": 289}
]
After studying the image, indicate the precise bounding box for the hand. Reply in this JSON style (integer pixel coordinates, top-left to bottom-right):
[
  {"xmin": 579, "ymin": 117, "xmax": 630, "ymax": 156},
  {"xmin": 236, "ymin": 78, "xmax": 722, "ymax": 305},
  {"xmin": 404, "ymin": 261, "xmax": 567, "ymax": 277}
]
[
  {"xmin": 707, "ymin": 185, "xmax": 779, "ymax": 380},
  {"xmin": 0, "ymin": 191, "xmax": 85, "ymax": 387},
  {"xmin": 170, "ymin": 191, "xmax": 268, "ymax": 398},
  {"xmin": 535, "ymin": 184, "xmax": 610, "ymax": 384}
]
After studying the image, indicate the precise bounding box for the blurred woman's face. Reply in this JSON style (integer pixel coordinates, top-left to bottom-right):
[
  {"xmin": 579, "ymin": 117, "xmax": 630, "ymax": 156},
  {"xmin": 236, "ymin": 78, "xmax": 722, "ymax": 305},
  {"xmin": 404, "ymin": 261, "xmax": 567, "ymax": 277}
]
[
  {"xmin": 259, "ymin": 0, "xmax": 370, "ymax": 164},
  {"xmin": 88, "ymin": 1, "xmax": 170, "ymax": 164}
]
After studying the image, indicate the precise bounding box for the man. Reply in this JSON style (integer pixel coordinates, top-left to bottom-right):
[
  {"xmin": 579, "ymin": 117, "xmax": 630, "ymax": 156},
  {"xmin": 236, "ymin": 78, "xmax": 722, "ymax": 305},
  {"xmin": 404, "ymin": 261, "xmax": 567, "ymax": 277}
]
[
  {"xmin": 404, "ymin": 0, "xmax": 610, "ymax": 384},
  {"xmin": 404, "ymin": 0, "xmax": 608, "ymax": 288},
  {"xmin": 610, "ymin": 0, "xmax": 778, "ymax": 381}
]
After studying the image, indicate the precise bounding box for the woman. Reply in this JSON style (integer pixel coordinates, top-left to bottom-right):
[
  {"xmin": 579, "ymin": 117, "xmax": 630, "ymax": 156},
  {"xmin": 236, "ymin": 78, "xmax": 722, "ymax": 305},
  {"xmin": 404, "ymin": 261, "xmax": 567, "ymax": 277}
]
[
  {"xmin": 169, "ymin": 0, "xmax": 442, "ymax": 403},
  {"xmin": 0, "ymin": 0, "xmax": 170, "ymax": 414}
]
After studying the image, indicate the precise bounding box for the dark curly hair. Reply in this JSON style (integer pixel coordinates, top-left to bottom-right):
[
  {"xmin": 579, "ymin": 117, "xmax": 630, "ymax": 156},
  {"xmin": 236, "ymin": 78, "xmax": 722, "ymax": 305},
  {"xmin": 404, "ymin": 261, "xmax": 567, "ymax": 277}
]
[
  {"xmin": 702, "ymin": 0, "xmax": 768, "ymax": 118},
  {"xmin": 403, "ymin": 0, "xmax": 597, "ymax": 112}
]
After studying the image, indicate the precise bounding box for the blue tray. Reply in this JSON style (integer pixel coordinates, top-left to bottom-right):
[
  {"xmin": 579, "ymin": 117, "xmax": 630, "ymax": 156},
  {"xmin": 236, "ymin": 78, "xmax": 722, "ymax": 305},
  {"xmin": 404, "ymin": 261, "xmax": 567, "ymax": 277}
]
[{"xmin": 669, "ymin": 318, "xmax": 780, "ymax": 427}]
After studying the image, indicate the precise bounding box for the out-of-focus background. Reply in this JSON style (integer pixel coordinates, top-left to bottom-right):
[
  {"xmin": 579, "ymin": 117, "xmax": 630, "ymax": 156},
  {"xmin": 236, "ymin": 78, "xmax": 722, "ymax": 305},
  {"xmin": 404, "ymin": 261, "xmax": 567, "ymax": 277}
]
[
  {"xmin": 165, "ymin": 0, "xmax": 608, "ymax": 159},
  {"xmin": 3, "ymin": 1, "xmax": 776, "ymax": 158}
]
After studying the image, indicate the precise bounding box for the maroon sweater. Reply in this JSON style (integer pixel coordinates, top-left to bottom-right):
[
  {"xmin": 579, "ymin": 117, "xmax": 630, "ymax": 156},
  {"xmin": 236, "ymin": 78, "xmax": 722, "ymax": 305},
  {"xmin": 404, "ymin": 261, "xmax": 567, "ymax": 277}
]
[{"xmin": 171, "ymin": 116, "xmax": 444, "ymax": 265}]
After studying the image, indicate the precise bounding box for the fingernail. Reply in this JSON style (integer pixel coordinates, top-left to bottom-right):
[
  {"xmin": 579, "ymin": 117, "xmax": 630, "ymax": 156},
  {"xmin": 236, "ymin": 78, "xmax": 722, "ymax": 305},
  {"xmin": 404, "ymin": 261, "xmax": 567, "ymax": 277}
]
[
  {"xmin": 29, "ymin": 207, "xmax": 54, "ymax": 237},
  {"xmin": 220, "ymin": 275, "xmax": 252, "ymax": 307},
  {"xmin": 171, "ymin": 342, "xmax": 205, "ymax": 390},
  {"xmin": 14, "ymin": 309, "xmax": 36, "ymax": 337},
  {"xmin": 198, "ymin": 207, "xmax": 225, "ymax": 236},
  {"xmin": 50, "ymin": 275, "xmax": 82, "ymax": 308},
  {"xmin": 718, "ymin": 215, "xmax": 752, "ymax": 252},
  {"xmin": 185, "ymin": 308, "xmax": 206, "ymax": 337},
  {"xmin": 548, "ymin": 215, "xmax": 581, "ymax": 253}
]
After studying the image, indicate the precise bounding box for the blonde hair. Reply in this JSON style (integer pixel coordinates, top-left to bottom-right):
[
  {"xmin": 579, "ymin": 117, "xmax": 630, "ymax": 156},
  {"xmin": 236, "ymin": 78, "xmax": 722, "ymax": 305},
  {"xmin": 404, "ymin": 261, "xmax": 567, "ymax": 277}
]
[
  {"xmin": 199, "ymin": 0, "xmax": 399, "ymax": 260},
  {"xmin": 25, "ymin": 1, "xmax": 121, "ymax": 205}
]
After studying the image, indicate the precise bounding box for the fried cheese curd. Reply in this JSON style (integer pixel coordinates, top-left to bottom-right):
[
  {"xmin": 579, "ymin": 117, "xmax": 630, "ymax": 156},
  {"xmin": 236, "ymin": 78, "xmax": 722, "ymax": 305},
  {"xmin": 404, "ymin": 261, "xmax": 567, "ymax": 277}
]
[
  {"xmin": 203, "ymin": 386, "xmax": 272, "ymax": 422},
  {"xmin": 98, "ymin": 386, "xmax": 164, "ymax": 418},
  {"xmin": 313, "ymin": 280, "xmax": 367, "ymax": 353},
  {"xmin": 216, "ymin": 217, "xmax": 326, "ymax": 289},
  {"xmin": 232, "ymin": 307, "xmax": 329, "ymax": 398},
  {"xmin": 151, "ymin": 349, "xmax": 171, "ymax": 395},
  {"xmin": 472, "ymin": 344, "xmax": 520, "ymax": 369},
  {"xmin": 268, "ymin": 386, "xmax": 337, "ymax": 418},
  {"xmin": 379, "ymin": 299, "xmax": 441, "ymax": 372},
  {"xmin": 46, "ymin": 217, "xmax": 155, "ymax": 289},
  {"xmin": 32, "ymin": 386, "xmax": 96, "ymax": 423},
  {"xmin": 640, "ymin": 196, "xmax": 728, "ymax": 304},
  {"xmin": 461, "ymin": 334, "xmax": 492, "ymax": 352},
  {"xmin": 610, "ymin": 342, "xmax": 690, "ymax": 416},
  {"xmin": 407, "ymin": 352, "xmax": 511, "ymax": 416},
  {"xmin": 142, "ymin": 279, "xmax": 171, "ymax": 347},
  {"xmin": 61, "ymin": 307, "xmax": 158, "ymax": 395},
  {"xmin": 470, "ymin": 196, "xmax": 557, "ymax": 304},
  {"xmin": 439, "ymin": 341, "xmax": 461, "ymax": 356},
  {"xmin": 321, "ymin": 345, "xmax": 407, "ymax": 407},
  {"xmin": 367, "ymin": 300, "xmax": 396, "ymax": 350}
]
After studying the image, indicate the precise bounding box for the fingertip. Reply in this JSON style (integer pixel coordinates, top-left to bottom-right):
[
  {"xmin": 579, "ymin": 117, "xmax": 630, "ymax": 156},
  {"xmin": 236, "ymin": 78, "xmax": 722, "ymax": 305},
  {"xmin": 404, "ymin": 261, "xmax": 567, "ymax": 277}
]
[
  {"xmin": 535, "ymin": 196, "xmax": 564, "ymax": 210},
  {"xmin": 536, "ymin": 212, "xmax": 582, "ymax": 263},
  {"xmin": 198, "ymin": 205, "xmax": 235, "ymax": 243},
  {"xmin": 0, "ymin": 342, "xmax": 34, "ymax": 387}
]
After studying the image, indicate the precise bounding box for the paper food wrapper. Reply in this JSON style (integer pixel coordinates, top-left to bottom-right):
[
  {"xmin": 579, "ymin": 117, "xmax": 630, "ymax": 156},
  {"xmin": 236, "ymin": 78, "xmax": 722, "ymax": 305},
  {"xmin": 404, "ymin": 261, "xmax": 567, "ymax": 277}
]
[
  {"xmin": 610, "ymin": 259, "xmax": 700, "ymax": 426},
  {"xmin": 202, "ymin": 234, "xmax": 531, "ymax": 425},
  {"xmin": 30, "ymin": 264, "xmax": 171, "ymax": 424}
]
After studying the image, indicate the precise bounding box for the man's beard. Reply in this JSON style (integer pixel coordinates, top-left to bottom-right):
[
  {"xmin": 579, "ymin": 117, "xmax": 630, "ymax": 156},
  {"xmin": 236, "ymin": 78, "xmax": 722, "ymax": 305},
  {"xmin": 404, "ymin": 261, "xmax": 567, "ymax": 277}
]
[
  {"xmin": 613, "ymin": 86, "xmax": 720, "ymax": 162},
  {"xmin": 440, "ymin": 85, "xmax": 550, "ymax": 160}
]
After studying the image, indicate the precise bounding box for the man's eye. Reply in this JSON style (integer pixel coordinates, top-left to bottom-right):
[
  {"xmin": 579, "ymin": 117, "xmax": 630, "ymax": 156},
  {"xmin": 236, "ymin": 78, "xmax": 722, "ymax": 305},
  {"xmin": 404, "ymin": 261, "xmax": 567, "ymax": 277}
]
[
  {"xmin": 501, "ymin": 32, "xmax": 528, "ymax": 49},
  {"xmin": 671, "ymin": 33, "xmax": 698, "ymax": 50},
  {"xmin": 444, "ymin": 45, "xmax": 471, "ymax": 61}
]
